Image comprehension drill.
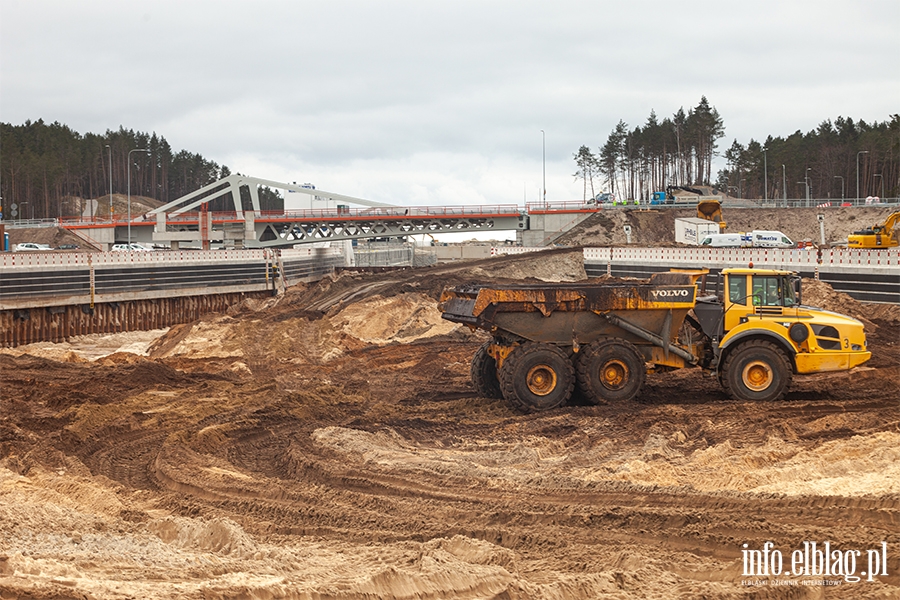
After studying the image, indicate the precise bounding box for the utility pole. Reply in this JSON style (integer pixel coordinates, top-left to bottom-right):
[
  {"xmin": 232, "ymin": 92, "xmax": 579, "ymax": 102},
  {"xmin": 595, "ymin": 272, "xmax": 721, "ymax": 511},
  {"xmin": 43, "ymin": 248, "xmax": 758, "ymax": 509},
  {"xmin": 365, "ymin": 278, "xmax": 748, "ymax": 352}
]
[
  {"xmin": 805, "ymin": 168, "xmax": 812, "ymax": 207},
  {"xmin": 857, "ymin": 150, "xmax": 869, "ymax": 201},
  {"xmin": 541, "ymin": 130, "xmax": 546, "ymax": 206},
  {"xmin": 106, "ymin": 144, "xmax": 113, "ymax": 219},
  {"xmin": 127, "ymin": 148, "xmax": 149, "ymax": 245}
]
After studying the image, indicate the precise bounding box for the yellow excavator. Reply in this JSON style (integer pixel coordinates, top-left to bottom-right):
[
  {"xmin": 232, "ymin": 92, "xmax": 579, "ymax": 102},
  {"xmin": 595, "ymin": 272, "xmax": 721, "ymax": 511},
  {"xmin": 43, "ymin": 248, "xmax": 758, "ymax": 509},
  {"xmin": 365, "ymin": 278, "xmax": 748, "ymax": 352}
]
[
  {"xmin": 697, "ymin": 199, "xmax": 727, "ymax": 232},
  {"xmin": 848, "ymin": 211, "xmax": 899, "ymax": 249}
]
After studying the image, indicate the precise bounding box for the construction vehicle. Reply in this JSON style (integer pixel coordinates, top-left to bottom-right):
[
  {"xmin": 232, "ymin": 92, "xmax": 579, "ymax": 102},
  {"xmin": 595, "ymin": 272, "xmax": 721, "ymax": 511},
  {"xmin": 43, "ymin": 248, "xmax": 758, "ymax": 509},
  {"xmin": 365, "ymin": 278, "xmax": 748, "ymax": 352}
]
[
  {"xmin": 651, "ymin": 186, "xmax": 722, "ymax": 206},
  {"xmin": 676, "ymin": 218, "xmax": 720, "ymax": 245},
  {"xmin": 440, "ymin": 268, "xmax": 870, "ymax": 412},
  {"xmin": 699, "ymin": 230, "xmax": 794, "ymax": 248},
  {"xmin": 848, "ymin": 211, "xmax": 899, "ymax": 249},
  {"xmin": 697, "ymin": 199, "xmax": 726, "ymax": 232}
]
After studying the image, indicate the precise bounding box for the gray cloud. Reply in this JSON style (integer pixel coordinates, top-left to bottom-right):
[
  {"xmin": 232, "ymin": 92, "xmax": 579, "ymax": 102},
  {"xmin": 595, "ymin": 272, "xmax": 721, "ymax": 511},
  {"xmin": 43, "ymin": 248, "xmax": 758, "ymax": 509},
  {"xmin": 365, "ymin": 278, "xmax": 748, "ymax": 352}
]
[{"xmin": 2, "ymin": 0, "xmax": 897, "ymax": 205}]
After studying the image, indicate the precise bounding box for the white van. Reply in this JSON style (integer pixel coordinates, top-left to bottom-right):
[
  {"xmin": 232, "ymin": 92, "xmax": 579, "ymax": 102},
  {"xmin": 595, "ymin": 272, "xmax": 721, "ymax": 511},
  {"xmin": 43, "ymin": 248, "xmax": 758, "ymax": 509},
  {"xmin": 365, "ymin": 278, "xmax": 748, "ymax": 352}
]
[
  {"xmin": 748, "ymin": 230, "xmax": 794, "ymax": 248},
  {"xmin": 699, "ymin": 233, "xmax": 744, "ymax": 247}
]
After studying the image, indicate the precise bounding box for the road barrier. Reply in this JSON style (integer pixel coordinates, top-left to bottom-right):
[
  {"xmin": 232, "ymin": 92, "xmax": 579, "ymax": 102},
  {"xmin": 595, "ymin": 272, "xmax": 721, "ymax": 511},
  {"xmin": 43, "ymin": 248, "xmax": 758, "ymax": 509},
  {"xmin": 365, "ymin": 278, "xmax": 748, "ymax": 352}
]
[
  {"xmin": 0, "ymin": 247, "xmax": 347, "ymax": 348},
  {"xmin": 581, "ymin": 247, "xmax": 900, "ymax": 304},
  {"xmin": 490, "ymin": 246, "xmax": 544, "ymax": 256}
]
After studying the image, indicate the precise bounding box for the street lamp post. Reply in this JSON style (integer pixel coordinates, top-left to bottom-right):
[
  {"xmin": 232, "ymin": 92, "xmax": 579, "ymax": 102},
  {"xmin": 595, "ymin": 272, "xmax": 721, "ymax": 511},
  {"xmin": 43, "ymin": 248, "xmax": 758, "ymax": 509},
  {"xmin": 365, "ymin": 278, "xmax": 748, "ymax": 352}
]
[
  {"xmin": 797, "ymin": 180, "xmax": 809, "ymax": 204},
  {"xmin": 782, "ymin": 164, "xmax": 787, "ymax": 207},
  {"xmin": 763, "ymin": 149, "xmax": 768, "ymax": 203},
  {"xmin": 106, "ymin": 144, "xmax": 113, "ymax": 220},
  {"xmin": 540, "ymin": 130, "xmax": 546, "ymax": 206},
  {"xmin": 834, "ymin": 175, "xmax": 844, "ymax": 200},
  {"xmin": 127, "ymin": 148, "xmax": 149, "ymax": 245},
  {"xmin": 874, "ymin": 173, "xmax": 884, "ymax": 199},
  {"xmin": 856, "ymin": 150, "xmax": 869, "ymax": 201}
]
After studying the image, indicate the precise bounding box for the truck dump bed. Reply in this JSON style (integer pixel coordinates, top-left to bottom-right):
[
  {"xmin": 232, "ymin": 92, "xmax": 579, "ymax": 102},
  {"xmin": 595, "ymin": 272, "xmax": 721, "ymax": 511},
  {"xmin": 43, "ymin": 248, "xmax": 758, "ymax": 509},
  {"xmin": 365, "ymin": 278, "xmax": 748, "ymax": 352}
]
[{"xmin": 440, "ymin": 272, "xmax": 704, "ymax": 361}]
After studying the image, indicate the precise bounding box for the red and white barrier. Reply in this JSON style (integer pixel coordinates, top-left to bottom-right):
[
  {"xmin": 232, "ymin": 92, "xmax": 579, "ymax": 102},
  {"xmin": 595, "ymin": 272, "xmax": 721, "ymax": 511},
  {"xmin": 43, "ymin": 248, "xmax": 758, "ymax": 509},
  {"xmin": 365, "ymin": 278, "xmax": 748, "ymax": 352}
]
[
  {"xmin": 583, "ymin": 247, "xmax": 900, "ymax": 268},
  {"xmin": 490, "ymin": 246, "xmax": 544, "ymax": 256}
]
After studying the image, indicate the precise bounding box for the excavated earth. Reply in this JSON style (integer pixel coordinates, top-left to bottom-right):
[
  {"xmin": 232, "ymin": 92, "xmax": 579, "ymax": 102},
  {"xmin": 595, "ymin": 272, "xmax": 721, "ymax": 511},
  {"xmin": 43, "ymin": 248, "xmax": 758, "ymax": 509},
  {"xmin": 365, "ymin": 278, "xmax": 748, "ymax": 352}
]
[{"xmin": 1, "ymin": 248, "xmax": 899, "ymax": 599}]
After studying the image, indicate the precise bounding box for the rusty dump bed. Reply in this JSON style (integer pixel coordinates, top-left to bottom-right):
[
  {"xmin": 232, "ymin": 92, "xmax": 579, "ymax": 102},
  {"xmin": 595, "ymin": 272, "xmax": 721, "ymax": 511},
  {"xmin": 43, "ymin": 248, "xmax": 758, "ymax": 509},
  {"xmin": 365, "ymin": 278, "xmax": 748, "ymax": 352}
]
[{"xmin": 439, "ymin": 272, "xmax": 704, "ymax": 353}]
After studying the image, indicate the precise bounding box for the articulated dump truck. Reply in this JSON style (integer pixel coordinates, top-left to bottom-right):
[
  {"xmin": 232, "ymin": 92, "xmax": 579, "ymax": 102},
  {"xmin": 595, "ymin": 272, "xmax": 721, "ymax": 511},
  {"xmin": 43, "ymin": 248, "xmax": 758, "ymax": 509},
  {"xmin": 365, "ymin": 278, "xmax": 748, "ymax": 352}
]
[{"xmin": 439, "ymin": 269, "xmax": 871, "ymax": 412}]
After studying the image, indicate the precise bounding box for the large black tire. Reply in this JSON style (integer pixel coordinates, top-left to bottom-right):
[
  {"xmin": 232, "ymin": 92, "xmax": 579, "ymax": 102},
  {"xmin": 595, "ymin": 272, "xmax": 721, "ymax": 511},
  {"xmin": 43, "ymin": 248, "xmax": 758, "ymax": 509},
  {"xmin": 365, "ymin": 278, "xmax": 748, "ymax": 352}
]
[
  {"xmin": 721, "ymin": 339, "xmax": 792, "ymax": 402},
  {"xmin": 576, "ymin": 338, "xmax": 646, "ymax": 404},
  {"xmin": 498, "ymin": 343, "xmax": 574, "ymax": 413},
  {"xmin": 471, "ymin": 342, "xmax": 503, "ymax": 399}
]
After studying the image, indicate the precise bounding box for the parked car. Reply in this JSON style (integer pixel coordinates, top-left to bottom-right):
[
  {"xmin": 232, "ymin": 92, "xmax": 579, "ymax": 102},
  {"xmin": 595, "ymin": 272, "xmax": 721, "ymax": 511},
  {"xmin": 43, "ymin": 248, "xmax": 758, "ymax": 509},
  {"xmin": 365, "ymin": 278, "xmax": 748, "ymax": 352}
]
[
  {"xmin": 587, "ymin": 192, "xmax": 615, "ymax": 205},
  {"xmin": 56, "ymin": 244, "xmax": 80, "ymax": 250},
  {"xmin": 14, "ymin": 242, "xmax": 53, "ymax": 251},
  {"xmin": 112, "ymin": 243, "xmax": 154, "ymax": 252}
]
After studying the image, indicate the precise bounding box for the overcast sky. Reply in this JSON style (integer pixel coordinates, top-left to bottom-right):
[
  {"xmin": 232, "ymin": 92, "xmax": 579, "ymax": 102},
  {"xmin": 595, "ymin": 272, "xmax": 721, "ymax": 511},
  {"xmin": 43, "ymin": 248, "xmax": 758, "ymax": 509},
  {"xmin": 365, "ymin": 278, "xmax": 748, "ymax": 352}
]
[{"xmin": 2, "ymin": 0, "xmax": 898, "ymax": 211}]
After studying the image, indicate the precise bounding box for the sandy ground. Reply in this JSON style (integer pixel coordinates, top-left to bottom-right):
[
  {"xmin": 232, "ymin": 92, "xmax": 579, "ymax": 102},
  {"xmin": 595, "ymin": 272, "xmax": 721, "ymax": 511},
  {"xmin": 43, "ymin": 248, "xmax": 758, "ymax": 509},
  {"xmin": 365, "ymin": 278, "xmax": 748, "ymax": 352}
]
[{"xmin": 1, "ymin": 249, "xmax": 899, "ymax": 599}]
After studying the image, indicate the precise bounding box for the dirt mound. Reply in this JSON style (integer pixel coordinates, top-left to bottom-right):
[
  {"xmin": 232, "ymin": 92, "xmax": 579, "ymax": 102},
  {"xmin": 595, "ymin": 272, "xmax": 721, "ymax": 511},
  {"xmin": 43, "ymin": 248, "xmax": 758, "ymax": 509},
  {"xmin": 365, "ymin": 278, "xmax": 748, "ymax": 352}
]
[
  {"xmin": 802, "ymin": 278, "xmax": 900, "ymax": 323},
  {"xmin": 5, "ymin": 226, "xmax": 95, "ymax": 250},
  {"xmin": 1, "ymin": 247, "xmax": 898, "ymax": 599},
  {"xmin": 560, "ymin": 206, "xmax": 898, "ymax": 247}
]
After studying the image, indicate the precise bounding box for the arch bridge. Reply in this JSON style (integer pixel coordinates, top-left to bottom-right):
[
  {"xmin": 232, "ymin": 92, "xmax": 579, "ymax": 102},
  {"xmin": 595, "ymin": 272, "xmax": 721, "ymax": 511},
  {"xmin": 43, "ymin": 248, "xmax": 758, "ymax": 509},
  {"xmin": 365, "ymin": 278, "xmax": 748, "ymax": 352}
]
[{"xmin": 64, "ymin": 175, "xmax": 530, "ymax": 250}]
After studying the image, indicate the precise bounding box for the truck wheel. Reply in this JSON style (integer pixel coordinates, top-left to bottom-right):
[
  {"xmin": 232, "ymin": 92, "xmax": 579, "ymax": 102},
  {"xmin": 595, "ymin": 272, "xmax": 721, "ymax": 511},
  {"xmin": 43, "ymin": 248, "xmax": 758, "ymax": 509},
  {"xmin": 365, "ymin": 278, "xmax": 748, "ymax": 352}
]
[
  {"xmin": 498, "ymin": 343, "xmax": 574, "ymax": 412},
  {"xmin": 721, "ymin": 340, "xmax": 792, "ymax": 402},
  {"xmin": 576, "ymin": 338, "xmax": 646, "ymax": 403},
  {"xmin": 471, "ymin": 342, "xmax": 502, "ymax": 399}
]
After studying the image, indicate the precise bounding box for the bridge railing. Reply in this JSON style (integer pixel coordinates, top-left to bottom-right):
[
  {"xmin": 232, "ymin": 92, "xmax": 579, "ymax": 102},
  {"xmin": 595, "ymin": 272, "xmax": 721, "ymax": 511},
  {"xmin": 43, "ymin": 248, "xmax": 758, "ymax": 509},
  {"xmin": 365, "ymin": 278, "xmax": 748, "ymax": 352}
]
[
  {"xmin": 261, "ymin": 204, "xmax": 524, "ymax": 220},
  {"xmin": 526, "ymin": 200, "xmax": 602, "ymax": 213}
]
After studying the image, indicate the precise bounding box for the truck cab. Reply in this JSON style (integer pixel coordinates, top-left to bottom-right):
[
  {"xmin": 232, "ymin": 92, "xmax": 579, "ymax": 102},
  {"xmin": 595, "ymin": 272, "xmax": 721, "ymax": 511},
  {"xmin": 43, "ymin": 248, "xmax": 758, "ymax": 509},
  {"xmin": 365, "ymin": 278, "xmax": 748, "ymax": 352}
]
[{"xmin": 697, "ymin": 268, "xmax": 870, "ymax": 376}]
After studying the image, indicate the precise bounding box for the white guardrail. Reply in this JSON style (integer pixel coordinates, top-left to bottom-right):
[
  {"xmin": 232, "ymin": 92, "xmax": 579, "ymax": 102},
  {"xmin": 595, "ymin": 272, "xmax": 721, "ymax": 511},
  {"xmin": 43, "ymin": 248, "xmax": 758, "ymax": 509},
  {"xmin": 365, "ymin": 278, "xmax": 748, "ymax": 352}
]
[
  {"xmin": 583, "ymin": 247, "xmax": 900, "ymax": 268},
  {"xmin": 0, "ymin": 249, "xmax": 269, "ymax": 268},
  {"xmin": 490, "ymin": 246, "xmax": 545, "ymax": 256},
  {"xmin": 0, "ymin": 247, "xmax": 348, "ymax": 311},
  {"xmin": 491, "ymin": 246, "xmax": 900, "ymax": 267}
]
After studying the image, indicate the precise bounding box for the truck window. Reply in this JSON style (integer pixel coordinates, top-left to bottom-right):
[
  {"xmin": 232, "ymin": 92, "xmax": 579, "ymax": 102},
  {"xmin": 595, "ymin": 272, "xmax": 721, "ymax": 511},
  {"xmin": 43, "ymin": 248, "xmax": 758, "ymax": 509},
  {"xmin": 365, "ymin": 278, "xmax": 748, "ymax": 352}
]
[
  {"xmin": 752, "ymin": 276, "xmax": 783, "ymax": 306},
  {"xmin": 728, "ymin": 275, "xmax": 747, "ymax": 304},
  {"xmin": 782, "ymin": 276, "xmax": 797, "ymax": 307}
]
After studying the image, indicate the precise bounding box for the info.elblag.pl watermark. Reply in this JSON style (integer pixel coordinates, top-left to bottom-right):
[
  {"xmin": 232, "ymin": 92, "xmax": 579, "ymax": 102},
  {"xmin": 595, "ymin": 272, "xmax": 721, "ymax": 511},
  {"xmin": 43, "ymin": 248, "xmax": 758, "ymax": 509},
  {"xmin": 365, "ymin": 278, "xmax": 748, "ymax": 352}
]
[{"xmin": 741, "ymin": 541, "xmax": 890, "ymax": 586}]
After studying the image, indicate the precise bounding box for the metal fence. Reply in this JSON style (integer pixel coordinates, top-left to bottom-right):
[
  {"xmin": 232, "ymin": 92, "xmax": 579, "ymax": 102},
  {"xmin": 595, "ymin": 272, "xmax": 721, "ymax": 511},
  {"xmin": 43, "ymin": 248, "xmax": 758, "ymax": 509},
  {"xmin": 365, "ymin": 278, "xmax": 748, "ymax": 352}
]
[{"xmin": 352, "ymin": 243, "xmax": 412, "ymax": 267}]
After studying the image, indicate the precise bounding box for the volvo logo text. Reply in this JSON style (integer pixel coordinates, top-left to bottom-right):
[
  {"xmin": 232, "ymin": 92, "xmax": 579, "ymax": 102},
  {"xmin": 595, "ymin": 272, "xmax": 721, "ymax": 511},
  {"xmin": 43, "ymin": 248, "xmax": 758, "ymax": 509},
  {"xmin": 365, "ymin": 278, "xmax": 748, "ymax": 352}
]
[{"xmin": 651, "ymin": 289, "xmax": 690, "ymax": 299}]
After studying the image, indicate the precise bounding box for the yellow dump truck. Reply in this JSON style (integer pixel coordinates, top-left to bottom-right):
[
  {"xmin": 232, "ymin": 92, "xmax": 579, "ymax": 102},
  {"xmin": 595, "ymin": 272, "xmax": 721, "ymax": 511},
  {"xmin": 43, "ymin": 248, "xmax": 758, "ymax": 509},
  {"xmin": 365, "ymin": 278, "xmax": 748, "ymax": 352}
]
[
  {"xmin": 439, "ymin": 268, "xmax": 870, "ymax": 412},
  {"xmin": 697, "ymin": 199, "xmax": 727, "ymax": 232}
]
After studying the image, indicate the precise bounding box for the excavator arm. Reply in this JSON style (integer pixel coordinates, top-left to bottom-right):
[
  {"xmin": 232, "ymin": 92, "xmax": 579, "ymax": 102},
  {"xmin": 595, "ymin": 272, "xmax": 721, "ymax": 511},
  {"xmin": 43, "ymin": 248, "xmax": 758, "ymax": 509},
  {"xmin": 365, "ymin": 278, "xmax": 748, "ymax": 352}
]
[
  {"xmin": 880, "ymin": 211, "xmax": 899, "ymax": 234},
  {"xmin": 666, "ymin": 185, "xmax": 706, "ymax": 200}
]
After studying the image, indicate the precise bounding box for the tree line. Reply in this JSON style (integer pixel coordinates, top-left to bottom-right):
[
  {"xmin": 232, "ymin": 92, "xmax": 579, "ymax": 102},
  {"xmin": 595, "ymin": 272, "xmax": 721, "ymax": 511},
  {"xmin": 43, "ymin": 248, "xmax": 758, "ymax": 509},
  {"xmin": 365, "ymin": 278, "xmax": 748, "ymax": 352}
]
[
  {"xmin": 0, "ymin": 120, "xmax": 282, "ymax": 220},
  {"xmin": 574, "ymin": 98, "xmax": 899, "ymax": 202},
  {"xmin": 719, "ymin": 115, "xmax": 899, "ymax": 202}
]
